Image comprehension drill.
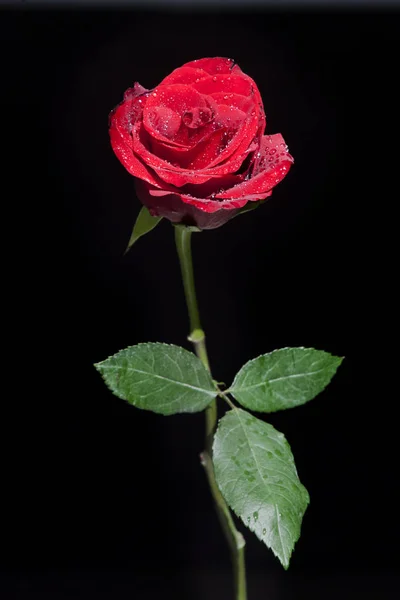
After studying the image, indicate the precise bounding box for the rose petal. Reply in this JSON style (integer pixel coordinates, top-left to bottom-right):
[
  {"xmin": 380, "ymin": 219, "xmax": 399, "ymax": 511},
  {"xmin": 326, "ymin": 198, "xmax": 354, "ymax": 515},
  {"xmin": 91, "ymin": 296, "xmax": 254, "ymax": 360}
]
[
  {"xmin": 210, "ymin": 92, "xmax": 254, "ymax": 112},
  {"xmin": 215, "ymin": 134, "xmax": 294, "ymax": 199},
  {"xmin": 135, "ymin": 180, "xmax": 242, "ymax": 230},
  {"xmin": 158, "ymin": 66, "xmax": 210, "ymax": 86},
  {"xmin": 123, "ymin": 82, "xmax": 148, "ymax": 101},
  {"xmin": 214, "ymin": 165, "xmax": 291, "ymax": 200},
  {"xmin": 143, "ymin": 84, "xmax": 215, "ymax": 148},
  {"xmin": 144, "ymin": 84, "xmax": 208, "ymax": 120},
  {"xmin": 251, "ymin": 133, "xmax": 291, "ymax": 175},
  {"xmin": 184, "ymin": 105, "xmax": 246, "ymax": 169},
  {"xmin": 144, "ymin": 123, "xmax": 222, "ymax": 167},
  {"xmin": 138, "ymin": 180, "xmax": 248, "ymax": 214},
  {"xmin": 132, "ymin": 122, "xmax": 216, "ymax": 184},
  {"xmin": 142, "ymin": 104, "xmax": 185, "ymax": 147},
  {"xmin": 182, "ymin": 57, "xmax": 235, "ymax": 75},
  {"xmin": 132, "ymin": 121, "xmax": 250, "ymax": 186},
  {"xmin": 109, "ymin": 87, "xmax": 147, "ymax": 140},
  {"xmin": 192, "ymin": 74, "xmax": 254, "ymax": 97},
  {"xmin": 109, "ymin": 125, "xmax": 163, "ymax": 188},
  {"xmin": 205, "ymin": 103, "xmax": 262, "ymax": 170}
]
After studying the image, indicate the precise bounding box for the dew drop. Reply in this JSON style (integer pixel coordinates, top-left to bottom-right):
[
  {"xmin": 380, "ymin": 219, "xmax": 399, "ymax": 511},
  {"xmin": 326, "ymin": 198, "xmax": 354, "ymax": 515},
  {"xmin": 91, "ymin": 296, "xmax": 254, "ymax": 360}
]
[
  {"xmin": 262, "ymin": 528, "xmax": 267, "ymax": 536},
  {"xmin": 212, "ymin": 76, "xmax": 217, "ymax": 81},
  {"xmin": 253, "ymin": 511, "xmax": 259, "ymax": 522}
]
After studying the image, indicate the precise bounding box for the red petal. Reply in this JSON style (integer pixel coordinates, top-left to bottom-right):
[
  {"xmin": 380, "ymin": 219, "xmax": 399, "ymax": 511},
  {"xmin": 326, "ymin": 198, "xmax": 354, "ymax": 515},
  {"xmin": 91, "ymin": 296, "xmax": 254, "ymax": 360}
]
[
  {"xmin": 171, "ymin": 192, "xmax": 248, "ymax": 213},
  {"xmin": 186, "ymin": 105, "xmax": 246, "ymax": 169},
  {"xmin": 252, "ymin": 133, "xmax": 292, "ymax": 174},
  {"xmin": 192, "ymin": 74, "xmax": 253, "ymax": 97},
  {"xmin": 109, "ymin": 93, "xmax": 167, "ymax": 188},
  {"xmin": 142, "ymin": 104, "xmax": 185, "ymax": 147},
  {"xmin": 109, "ymin": 89, "xmax": 146, "ymax": 140},
  {"xmin": 109, "ymin": 125, "xmax": 163, "ymax": 188},
  {"xmin": 123, "ymin": 82, "xmax": 148, "ymax": 101},
  {"xmin": 215, "ymin": 134, "xmax": 294, "ymax": 200},
  {"xmin": 131, "ymin": 122, "xmax": 219, "ymax": 185},
  {"xmin": 130, "ymin": 103, "xmax": 263, "ymax": 186},
  {"xmin": 204, "ymin": 102, "xmax": 262, "ymax": 170},
  {"xmin": 158, "ymin": 66, "xmax": 210, "ymax": 86},
  {"xmin": 144, "ymin": 84, "xmax": 208, "ymax": 119},
  {"xmin": 210, "ymin": 92, "xmax": 254, "ymax": 112},
  {"xmin": 135, "ymin": 179, "xmax": 247, "ymax": 225},
  {"xmin": 182, "ymin": 57, "xmax": 235, "ymax": 75}
]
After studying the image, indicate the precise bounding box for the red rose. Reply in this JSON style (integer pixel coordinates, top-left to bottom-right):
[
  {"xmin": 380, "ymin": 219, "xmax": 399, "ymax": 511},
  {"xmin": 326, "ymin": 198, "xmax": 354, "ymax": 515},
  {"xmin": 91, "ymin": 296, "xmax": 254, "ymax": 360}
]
[{"xmin": 110, "ymin": 57, "xmax": 293, "ymax": 230}]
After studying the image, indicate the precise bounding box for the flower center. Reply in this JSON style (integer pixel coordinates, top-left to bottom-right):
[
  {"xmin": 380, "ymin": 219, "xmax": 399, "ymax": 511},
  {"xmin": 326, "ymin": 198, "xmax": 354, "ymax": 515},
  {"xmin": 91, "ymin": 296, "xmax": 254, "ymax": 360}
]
[{"xmin": 182, "ymin": 106, "xmax": 214, "ymax": 129}]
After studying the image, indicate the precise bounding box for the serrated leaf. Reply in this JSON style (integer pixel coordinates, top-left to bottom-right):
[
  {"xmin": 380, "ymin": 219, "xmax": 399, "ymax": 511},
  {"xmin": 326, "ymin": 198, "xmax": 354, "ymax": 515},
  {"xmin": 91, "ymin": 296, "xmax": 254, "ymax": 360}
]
[
  {"xmin": 95, "ymin": 343, "xmax": 217, "ymax": 415},
  {"xmin": 213, "ymin": 408, "xmax": 309, "ymax": 568},
  {"xmin": 125, "ymin": 206, "xmax": 162, "ymax": 253},
  {"xmin": 230, "ymin": 347, "xmax": 343, "ymax": 413}
]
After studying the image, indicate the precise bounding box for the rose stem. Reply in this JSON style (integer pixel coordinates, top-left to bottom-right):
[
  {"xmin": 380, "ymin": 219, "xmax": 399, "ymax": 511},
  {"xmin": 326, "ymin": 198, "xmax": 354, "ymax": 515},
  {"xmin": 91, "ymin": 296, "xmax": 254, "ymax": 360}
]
[{"xmin": 174, "ymin": 224, "xmax": 247, "ymax": 600}]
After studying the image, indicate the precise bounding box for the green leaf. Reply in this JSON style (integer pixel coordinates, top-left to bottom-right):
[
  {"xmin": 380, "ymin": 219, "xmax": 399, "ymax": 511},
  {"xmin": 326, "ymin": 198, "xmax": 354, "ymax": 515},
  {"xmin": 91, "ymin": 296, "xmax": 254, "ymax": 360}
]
[
  {"xmin": 230, "ymin": 347, "xmax": 343, "ymax": 413},
  {"xmin": 124, "ymin": 206, "xmax": 162, "ymax": 254},
  {"xmin": 94, "ymin": 343, "xmax": 217, "ymax": 415},
  {"xmin": 213, "ymin": 408, "xmax": 309, "ymax": 568}
]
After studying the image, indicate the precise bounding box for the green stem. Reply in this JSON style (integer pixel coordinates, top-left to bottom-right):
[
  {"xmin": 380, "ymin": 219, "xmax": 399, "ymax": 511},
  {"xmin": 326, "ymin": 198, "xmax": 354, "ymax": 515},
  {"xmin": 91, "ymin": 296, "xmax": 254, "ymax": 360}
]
[{"xmin": 174, "ymin": 225, "xmax": 247, "ymax": 600}]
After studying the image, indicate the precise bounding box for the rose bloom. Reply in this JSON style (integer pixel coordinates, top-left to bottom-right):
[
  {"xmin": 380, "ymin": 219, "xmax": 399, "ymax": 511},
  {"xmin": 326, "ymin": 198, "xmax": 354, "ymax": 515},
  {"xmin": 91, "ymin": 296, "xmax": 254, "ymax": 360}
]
[{"xmin": 110, "ymin": 57, "xmax": 293, "ymax": 230}]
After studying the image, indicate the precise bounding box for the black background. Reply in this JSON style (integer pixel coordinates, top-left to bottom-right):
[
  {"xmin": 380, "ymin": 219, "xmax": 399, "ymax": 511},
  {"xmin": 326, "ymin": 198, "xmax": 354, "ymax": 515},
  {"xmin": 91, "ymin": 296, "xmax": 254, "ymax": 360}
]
[{"xmin": 1, "ymin": 5, "xmax": 399, "ymax": 599}]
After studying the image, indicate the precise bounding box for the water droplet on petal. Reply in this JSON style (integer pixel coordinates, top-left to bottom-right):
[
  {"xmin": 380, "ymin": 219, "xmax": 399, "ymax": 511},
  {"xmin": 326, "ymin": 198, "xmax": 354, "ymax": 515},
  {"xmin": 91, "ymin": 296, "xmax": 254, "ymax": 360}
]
[
  {"xmin": 253, "ymin": 511, "xmax": 259, "ymax": 522},
  {"xmin": 262, "ymin": 528, "xmax": 267, "ymax": 536}
]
